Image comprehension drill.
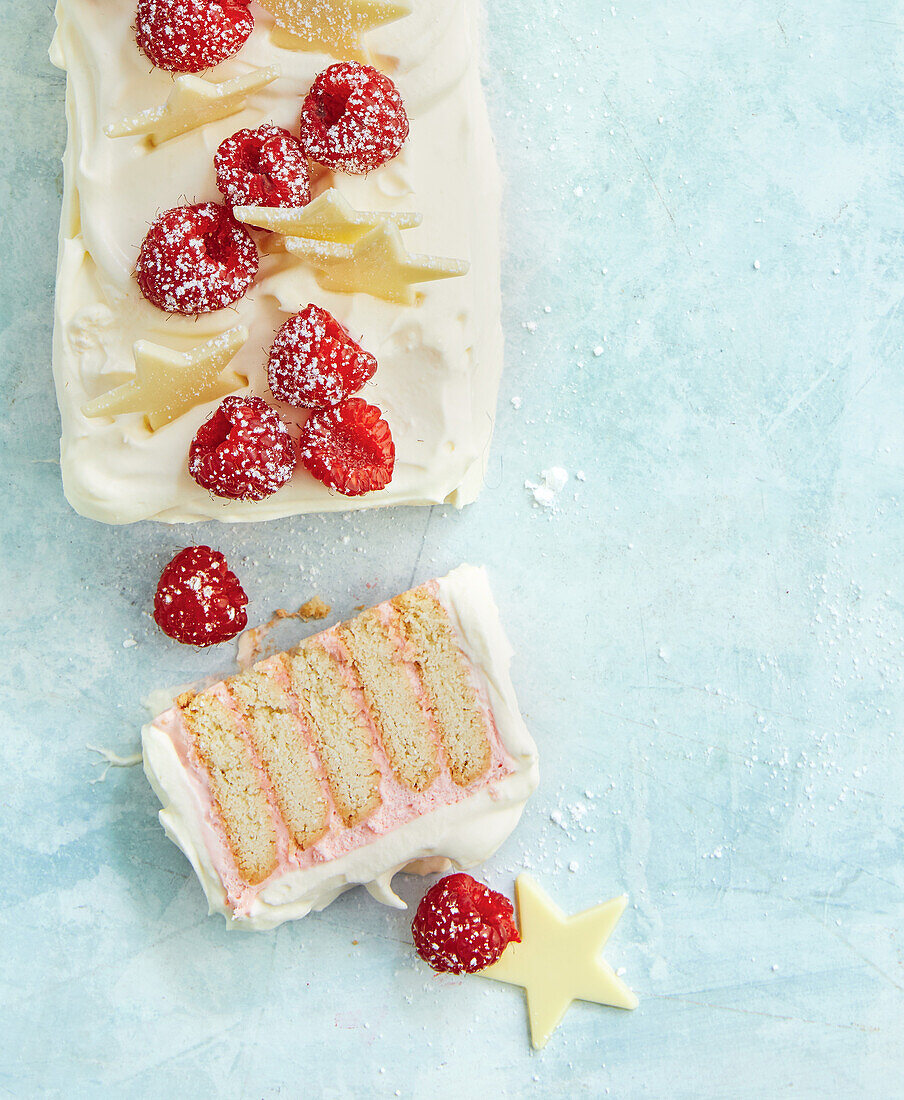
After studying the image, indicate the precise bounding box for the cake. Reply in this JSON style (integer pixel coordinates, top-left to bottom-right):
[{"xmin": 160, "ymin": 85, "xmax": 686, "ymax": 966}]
[
  {"xmin": 50, "ymin": 0, "xmax": 506, "ymax": 523},
  {"xmin": 142, "ymin": 565, "xmax": 539, "ymax": 929}
]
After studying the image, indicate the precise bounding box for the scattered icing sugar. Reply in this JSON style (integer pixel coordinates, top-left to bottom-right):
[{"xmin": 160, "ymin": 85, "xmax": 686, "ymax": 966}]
[
  {"xmin": 189, "ymin": 396, "xmax": 297, "ymax": 501},
  {"xmin": 300, "ymin": 61, "xmax": 409, "ymax": 175},
  {"xmin": 525, "ymin": 466, "xmax": 569, "ymax": 508},
  {"xmin": 136, "ymin": 0, "xmax": 254, "ymax": 73},
  {"xmin": 268, "ymin": 304, "xmax": 377, "ymax": 409},
  {"xmin": 136, "ymin": 203, "xmax": 258, "ymax": 315},
  {"xmin": 215, "ymin": 124, "xmax": 311, "ymax": 210}
]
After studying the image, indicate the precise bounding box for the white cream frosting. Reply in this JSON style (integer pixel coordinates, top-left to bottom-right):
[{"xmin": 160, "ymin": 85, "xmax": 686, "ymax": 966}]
[
  {"xmin": 50, "ymin": 0, "xmax": 504, "ymax": 523},
  {"xmin": 141, "ymin": 565, "xmax": 539, "ymax": 930}
]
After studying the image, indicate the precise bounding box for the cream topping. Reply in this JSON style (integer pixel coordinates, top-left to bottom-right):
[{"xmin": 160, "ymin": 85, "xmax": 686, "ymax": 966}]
[
  {"xmin": 50, "ymin": 0, "xmax": 504, "ymax": 523},
  {"xmin": 142, "ymin": 565, "xmax": 539, "ymax": 930}
]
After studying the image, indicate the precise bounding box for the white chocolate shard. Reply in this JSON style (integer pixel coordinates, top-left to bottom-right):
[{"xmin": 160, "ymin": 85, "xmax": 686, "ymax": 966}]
[
  {"xmin": 479, "ymin": 876, "xmax": 638, "ymax": 1050},
  {"xmin": 285, "ymin": 220, "xmax": 469, "ymax": 305},
  {"xmin": 234, "ymin": 187, "xmax": 422, "ymax": 244},
  {"xmin": 105, "ymin": 67, "xmax": 280, "ymax": 146},
  {"xmin": 82, "ymin": 327, "xmax": 249, "ymax": 431},
  {"xmin": 261, "ymin": 0, "xmax": 412, "ymax": 63}
]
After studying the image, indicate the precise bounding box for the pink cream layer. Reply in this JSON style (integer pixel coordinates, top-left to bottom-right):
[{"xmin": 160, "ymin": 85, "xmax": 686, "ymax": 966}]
[{"xmin": 154, "ymin": 586, "xmax": 517, "ymax": 917}]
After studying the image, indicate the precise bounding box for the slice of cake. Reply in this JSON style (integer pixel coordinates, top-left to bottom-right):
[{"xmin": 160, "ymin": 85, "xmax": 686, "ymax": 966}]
[
  {"xmin": 142, "ymin": 565, "xmax": 539, "ymax": 930},
  {"xmin": 50, "ymin": 0, "xmax": 505, "ymax": 523}
]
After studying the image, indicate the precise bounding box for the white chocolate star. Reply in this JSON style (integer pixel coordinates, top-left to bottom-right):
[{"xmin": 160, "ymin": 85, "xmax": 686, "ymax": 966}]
[
  {"xmin": 82, "ymin": 327, "xmax": 249, "ymax": 431},
  {"xmin": 261, "ymin": 0, "xmax": 412, "ymax": 63},
  {"xmin": 105, "ymin": 67, "xmax": 280, "ymax": 146},
  {"xmin": 285, "ymin": 220, "xmax": 468, "ymax": 305},
  {"xmin": 478, "ymin": 875, "xmax": 638, "ymax": 1049},
  {"xmin": 234, "ymin": 188, "xmax": 422, "ymax": 244}
]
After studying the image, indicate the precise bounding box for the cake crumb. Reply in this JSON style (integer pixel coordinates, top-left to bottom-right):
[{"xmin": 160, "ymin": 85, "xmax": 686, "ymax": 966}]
[
  {"xmin": 237, "ymin": 597, "xmax": 333, "ymax": 667},
  {"xmin": 296, "ymin": 596, "xmax": 331, "ymax": 621}
]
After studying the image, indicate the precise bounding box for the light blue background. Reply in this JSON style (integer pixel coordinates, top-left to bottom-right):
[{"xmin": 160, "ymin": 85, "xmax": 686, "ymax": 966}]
[{"xmin": 2, "ymin": 1, "xmax": 903, "ymax": 1096}]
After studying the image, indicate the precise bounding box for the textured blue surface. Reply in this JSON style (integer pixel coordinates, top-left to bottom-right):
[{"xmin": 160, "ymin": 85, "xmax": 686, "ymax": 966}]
[{"xmin": 2, "ymin": 1, "xmax": 903, "ymax": 1096}]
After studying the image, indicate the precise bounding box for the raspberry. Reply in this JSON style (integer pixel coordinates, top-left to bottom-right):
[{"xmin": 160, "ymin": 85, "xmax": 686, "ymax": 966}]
[
  {"xmin": 268, "ymin": 305, "xmax": 377, "ymax": 409},
  {"xmin": 298, "ymin": 398, "xmax": 394, "ymax": 496},
  {"xmin": 215, "ymin": 125, "xmax": 311, "ymax": 209},
  {"xmin": 136, "ymin": 203, "xmax": 258, "ymax": 315},
  {"xmin": 300, "ymin": 62, "xmax": 409, "ymax": 174},
  {"xmin": 189, "ymin": 396, "xmax": 297, "ymax": 501},
  {"xmin": 412, "ymin": 874, "xmax": 520, "ymax": 975},
  {"xmin": 135, "ymin": 0, "xmax": 254, "ymax": 73},
  {"xmin": 153, "ymin": 546, "xmax": 249, "ymax": 646}
]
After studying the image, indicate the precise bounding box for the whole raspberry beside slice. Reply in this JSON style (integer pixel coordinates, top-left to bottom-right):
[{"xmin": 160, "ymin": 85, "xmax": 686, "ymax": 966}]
[
  {"xmin": 153, "ymin": 546, "xmax": 248, "ymax": 646},
  {"xmin": 189, "ymin": 395, "xmax": 297, "ymax": 501},
  {"xmin": 135, "ymin": 0, "xmax": 254, "ymax": 74},
  {"xmin": 268, "ymin": 305, "xmax": 377, "ymax": 409},
  {"xmin": 136, "ymin": 203, "xmax": 258, "ymax": 315},
  {"xmin": 300, "ymin": 62, "xmax": 409, "ymax": 174},
  {"xmin": 215, "ymin": 125, "xmax": 311, "ymax": 209},
  {"xmin": 298, "ymin": 398, "xmax": 394, "ymax": 496},
  {"xmin": 412, "ymin": 874, "xmax": 520, "ymax": 975}
]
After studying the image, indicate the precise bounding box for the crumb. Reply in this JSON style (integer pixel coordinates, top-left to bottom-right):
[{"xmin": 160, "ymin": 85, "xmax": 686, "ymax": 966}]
[
  {"xmin": 298, "ymin": 596, "xmax": 331, "ymax": 621},
  {"xmin": 176, "ymin": 691, "xmax": 195, "ymax": 708},
  {"xmin": 236, "ymin": 596, "xmax": 332, "ymax": 666}
]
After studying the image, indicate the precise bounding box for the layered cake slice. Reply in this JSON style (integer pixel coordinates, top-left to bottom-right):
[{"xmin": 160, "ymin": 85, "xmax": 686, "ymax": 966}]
[
  {"xmin": 51, "ymin": 0, "xmax": 506, "ymax": 522},
  {"xmin": 143, "ymin": 566, "xmax": 539, "ymax": 929}
]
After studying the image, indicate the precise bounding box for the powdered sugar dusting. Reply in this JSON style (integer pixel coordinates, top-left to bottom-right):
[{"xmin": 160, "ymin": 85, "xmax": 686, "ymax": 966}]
[
  {"xmin": 136, "ymin": 202, "xmax": 258, "ymax": 315},
  {"xmin": 268, "ymin": 304, "xmax": 378, "ymax": 409},
  {"xmin": 525, "ymin": 466, "xmax": 569, "ymax": 508},
  {"xmin": 136, "ymin": 0, "xmax": 254, "ymax": 73},
  {"xmin": 189, "ymin": 395, "xmax": 297, "ymax": 501},
  {"xmin": 153, "ymin": 546, "xmax": 249, "ymax": 646},
  {"xmin": 215, "ymin": 124, "xmax": 311, "ymax": 210},
  {"xmin": 300, "ymin": 61, "xmax": 409, "ymax": 174}
]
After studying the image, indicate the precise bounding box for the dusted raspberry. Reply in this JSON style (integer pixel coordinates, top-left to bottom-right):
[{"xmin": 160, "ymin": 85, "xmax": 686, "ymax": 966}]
[
  {"xmin": 268, "ymin": 304, "xmax": 377, "ymax": 409},
  {"xmin": 215, "ymin": 125, "xmax": 312, "ymax": 209},
  {"xmin": 300, "ymin": 62, "xmax": 409, "ymax": 174},
  {"xmin": 153, "ymin": 545, "xmax": 248, "ymax": 646},
  {"xmin": 135, "ymin": 0, "xmax": 254, "ymax": 73},
  {"xmin": 298, "ymin": 398, "xmax": 394, "ymax": 496},
  {"xmin": 136, "ymin": 203, "xmax": 258, "ymax": 315},
  {"xmin": 412, "ymin": 874, "xmax": 520, "ymax": 975},
  {"xmin": 189, "ymin": 395, "xmax": 297, "ymax": 501}
]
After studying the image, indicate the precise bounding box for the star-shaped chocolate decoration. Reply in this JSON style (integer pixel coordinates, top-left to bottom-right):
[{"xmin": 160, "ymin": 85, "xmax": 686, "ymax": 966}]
[
  {"xmin": 234, "ymin": 188, "xmax": 421, "ymax": 244},
  {"xmin": 261, "ymin": 0, "xmax": 412, "ymax": 64},
  {"xmin": 106, "ymin": 67, "xmax": 280, "ymax": 146},
  {"xmin": 285, "ymin": 220, "xmax": 468, "ymax": 305},
  {"xmin": 82, "ymin": 326, "xmax": 249, "ymax": 431},
  {"xmin": 477, "ymin": 875, "xmax": 638, "ymax": 1049}
]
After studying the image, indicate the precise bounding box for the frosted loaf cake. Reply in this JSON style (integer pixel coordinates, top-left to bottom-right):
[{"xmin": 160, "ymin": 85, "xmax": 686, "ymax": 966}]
[
  {"xmin": 50, "ymin": 0, "xmax": 505, "ymax": 522},
  {"xmin": 142, "ymin": 565, "xmax": 539, "ymax": 930}
]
